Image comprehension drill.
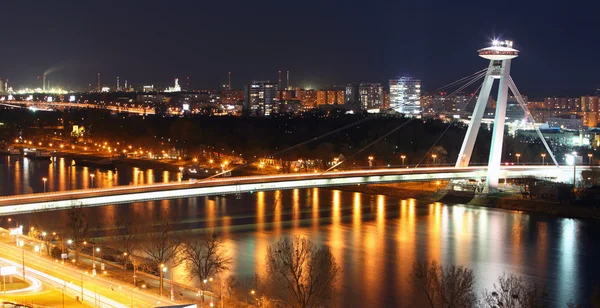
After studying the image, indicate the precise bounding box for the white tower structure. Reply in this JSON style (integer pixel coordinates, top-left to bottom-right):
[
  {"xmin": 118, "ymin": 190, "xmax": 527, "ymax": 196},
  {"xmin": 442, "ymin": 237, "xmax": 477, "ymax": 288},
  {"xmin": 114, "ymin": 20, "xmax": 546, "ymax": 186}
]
[
  {"xmin": 165, "ymin": 78, "xmax": 182, "ymax": 92},
  {"xmin": 455, "ymin": 40, "xmax": 557, "ymax": 193}
]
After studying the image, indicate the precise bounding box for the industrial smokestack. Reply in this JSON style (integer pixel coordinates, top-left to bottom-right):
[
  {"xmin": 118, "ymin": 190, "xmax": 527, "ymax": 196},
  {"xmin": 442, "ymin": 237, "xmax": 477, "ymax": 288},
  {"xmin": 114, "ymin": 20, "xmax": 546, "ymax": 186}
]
[
  {"xmin": 43, "ymin": 75, "xmax": 46, "ymax": 92},
  {"xmin": 278, "ymin": 70, "xmax": 282, "ymax": 85},
  {"xmin": 125, "ymin": 80, "xmax": 128, "ymax": 90},
  {"xmin": 97, "ymin": 73, "xmax": 100, "ymax": 92},
  {"xmin": 286, "ymin": 70, "xmax": 290, "ymax": 89},
  {"xmin": 228, "ymin": 72, "xmax": 231, "ymax": 90},
  {"xmin": 117, "ymin": 77, "xmax": 120, "ymax": 91}
]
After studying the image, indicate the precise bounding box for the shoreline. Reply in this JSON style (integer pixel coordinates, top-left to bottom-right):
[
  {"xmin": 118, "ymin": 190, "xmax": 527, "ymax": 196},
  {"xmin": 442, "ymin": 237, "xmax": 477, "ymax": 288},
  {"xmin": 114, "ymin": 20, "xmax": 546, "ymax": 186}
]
[{"xmin": 330, "ymin": 182, "xmax": 600, "ymax": 220}]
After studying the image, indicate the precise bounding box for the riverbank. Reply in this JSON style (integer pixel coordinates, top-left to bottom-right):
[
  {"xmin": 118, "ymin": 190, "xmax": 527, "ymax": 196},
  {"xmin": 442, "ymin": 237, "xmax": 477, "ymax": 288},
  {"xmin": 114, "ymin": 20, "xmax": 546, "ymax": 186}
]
[
  {"xmin": 336, "ymin": 182, "xmax": 600, "ymax": 220},
  {"xmin": 470, "ymin": 195, "xmax": 600, "ymax": 220}
]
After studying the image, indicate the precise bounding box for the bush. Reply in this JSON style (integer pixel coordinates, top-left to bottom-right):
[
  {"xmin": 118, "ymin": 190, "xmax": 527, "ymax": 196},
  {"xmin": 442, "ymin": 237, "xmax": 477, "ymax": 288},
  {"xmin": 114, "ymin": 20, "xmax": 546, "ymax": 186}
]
[{"xmin": 51, "ymin": 246, "xmax": 64, "ymax": 260}]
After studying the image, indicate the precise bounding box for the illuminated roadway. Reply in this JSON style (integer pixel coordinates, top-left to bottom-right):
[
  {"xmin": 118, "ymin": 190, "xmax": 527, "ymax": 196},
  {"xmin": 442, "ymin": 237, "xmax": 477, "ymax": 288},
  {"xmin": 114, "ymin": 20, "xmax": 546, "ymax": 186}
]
[
  {"xmin": 2, "ymin": 100, "xmax": 155, "ymax": 115},
  {"xmin": 0, "ymin": 232, "xmax": 178, "ymax": 307},
  {"xmin": 0, "ymin": 165, "xmax": 586, "ymax": 215}
]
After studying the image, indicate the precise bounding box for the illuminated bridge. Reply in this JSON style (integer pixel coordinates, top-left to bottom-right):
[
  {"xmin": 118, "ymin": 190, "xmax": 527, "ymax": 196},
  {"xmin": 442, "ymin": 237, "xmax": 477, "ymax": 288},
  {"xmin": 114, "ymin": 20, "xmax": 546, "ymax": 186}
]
[
  {"xmin": 0, "ymin": 165, "xmax": 584, "ymax": 215},
  {"xmin": 1, "ymin": 100, "xmax": 154, "ymax": 115}
]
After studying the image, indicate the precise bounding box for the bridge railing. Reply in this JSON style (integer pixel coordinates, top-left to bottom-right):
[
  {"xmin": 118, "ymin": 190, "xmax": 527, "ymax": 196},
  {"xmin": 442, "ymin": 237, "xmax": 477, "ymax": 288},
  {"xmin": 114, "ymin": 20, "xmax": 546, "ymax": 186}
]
[
  {"xmin": 0, "ymin": 165, "xmax": 567, "ymax": 202},
  {"xmin": 0, "ymin": 166, "xmax": 428, "ymax": 200}
]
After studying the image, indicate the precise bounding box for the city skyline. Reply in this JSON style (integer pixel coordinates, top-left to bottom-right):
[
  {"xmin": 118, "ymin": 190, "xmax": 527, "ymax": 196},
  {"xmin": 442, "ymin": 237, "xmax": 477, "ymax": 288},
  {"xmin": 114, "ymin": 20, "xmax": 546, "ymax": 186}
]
[{"xmin": 1, "ymin": 1, "xmax": 599, "ymax": 97}]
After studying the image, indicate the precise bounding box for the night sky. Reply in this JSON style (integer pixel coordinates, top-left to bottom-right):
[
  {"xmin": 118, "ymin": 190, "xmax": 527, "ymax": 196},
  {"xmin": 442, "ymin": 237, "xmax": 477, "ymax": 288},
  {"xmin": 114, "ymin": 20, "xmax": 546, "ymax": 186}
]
[{"xmin": 1, "ymin": 0, "xmax": 599, "ymax": 97}]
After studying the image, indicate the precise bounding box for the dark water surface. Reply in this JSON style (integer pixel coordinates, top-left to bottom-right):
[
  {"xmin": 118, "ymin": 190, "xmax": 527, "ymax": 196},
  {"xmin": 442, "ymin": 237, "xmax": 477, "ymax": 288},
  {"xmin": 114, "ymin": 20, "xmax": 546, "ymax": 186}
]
[{"xmin": 1, "ymin": 156, "xmax": 599, "ymax": 306}]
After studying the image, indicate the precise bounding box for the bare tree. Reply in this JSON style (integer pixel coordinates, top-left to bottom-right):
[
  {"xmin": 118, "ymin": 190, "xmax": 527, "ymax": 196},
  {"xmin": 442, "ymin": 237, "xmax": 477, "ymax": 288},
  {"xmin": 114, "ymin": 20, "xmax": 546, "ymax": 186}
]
[
  {"xmin": 66, "ymin": 206, "xmax": 88, "ymax": 262},
  {"xmin": 113, "ymin": 216, "xmax": 141, "ymax": 279},
  {"xmin": 482, "ymin": 272, "xmax": 547, "ymax": 308},
  {"xmin": 408, "ymin": 261, "xmax": 477, "ymax": 308},
  {"xmin": 264, "ymin": 236, "xmax": 339, "ymax": 308},
  {"xmin": 222, "ymin": 275, "xmax": 238, "ymax": 306},
  {"xmin": 139, "ymin": 212, "xmax": 181, "ymax": 297},
  {"xmin": 244, "ymin": 273, "xmax": 262, "ymax": 304},
  {"xmin": 180, "ymin": 232, "xmax": 232, "ymax": 302}
]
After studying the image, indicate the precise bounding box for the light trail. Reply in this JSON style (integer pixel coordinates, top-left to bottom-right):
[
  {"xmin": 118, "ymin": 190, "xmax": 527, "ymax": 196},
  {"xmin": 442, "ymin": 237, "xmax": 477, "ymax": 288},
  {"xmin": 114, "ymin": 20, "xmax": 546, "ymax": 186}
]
[
  {"xmin": 0, "ymin": 256, "xmax": 126, "ymax": 307},
  {"xmin": 0, "ymin": 165, "xmax": 587, "ymax": 215}
]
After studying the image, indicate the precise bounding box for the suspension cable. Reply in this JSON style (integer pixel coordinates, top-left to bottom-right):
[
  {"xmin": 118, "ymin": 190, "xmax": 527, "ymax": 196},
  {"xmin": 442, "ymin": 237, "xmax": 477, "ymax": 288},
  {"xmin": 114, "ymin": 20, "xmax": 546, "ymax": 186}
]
[
  {"xmin": 508, "ymin": 76, "xmax": 559, "ymax": 167},
  {"xmin": 202, "ymin": 115, "xmax": 377, "ymax": 181},
  {"xmin": 432, "ymin": 68, "xmax": 489, "ymax": 93},
  {"xmin": 323, "ymin": 117, "xmax": 416, "ymax": 173},
  {"xmin": 414, "ymin": 82, "xmax": 484, "ymax": 168},
  {"xmin": 444, "ymin": 70, "xmax": 488, "ymax": 99}
]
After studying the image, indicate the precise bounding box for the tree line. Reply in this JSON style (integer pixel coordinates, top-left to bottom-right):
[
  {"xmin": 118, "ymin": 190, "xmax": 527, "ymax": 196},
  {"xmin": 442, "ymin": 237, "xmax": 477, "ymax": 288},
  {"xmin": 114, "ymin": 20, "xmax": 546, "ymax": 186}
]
[{"xmin": 1, "ymin": 107, "xmax": 570, "ymax": 167}]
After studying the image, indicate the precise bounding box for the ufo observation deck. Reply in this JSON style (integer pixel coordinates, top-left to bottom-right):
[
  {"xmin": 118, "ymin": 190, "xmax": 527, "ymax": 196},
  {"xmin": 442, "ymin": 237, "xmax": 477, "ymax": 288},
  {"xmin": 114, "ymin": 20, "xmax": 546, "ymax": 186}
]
[{"xmin": 478, "ymin": 40, "xmax": 519, "ymax": 60}]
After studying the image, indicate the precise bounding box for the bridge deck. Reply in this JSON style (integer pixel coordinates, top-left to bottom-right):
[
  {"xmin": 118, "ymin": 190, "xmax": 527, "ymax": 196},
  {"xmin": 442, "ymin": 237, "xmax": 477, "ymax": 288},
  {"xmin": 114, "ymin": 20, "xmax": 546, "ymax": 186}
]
[{"xmin": 0, "ymin": 166, "xmax": 577, "ymax": 215}]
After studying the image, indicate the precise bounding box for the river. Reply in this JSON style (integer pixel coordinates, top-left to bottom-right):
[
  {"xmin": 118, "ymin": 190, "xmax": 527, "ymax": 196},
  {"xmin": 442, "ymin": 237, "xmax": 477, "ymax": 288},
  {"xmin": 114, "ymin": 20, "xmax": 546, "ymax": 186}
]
[{"xmin": 1, "ymin": 156, "xmax": 598, "ymax": 307}]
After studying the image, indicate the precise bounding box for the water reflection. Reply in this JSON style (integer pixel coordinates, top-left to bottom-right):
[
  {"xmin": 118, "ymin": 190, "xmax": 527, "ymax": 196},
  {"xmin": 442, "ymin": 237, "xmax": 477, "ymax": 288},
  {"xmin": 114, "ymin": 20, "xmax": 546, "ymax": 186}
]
[{"xmin": 0, "ymin": 158, "xmax": 596, "ymax": 307}]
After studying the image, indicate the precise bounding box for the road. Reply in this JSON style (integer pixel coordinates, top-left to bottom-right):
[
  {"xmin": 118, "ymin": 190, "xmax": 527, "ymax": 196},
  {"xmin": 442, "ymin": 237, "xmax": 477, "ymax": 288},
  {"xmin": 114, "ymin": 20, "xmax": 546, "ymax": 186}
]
[
  {"xmin": 0, "ymin": 165, "xmax": 582, "ymax": 215},
  {"xmin": 0, "ymin": 232, "xmax": 180, "ymax": 307},
  {"xmin": 6, "ymin": 101, "xmax": 155, "ymax": 115}
]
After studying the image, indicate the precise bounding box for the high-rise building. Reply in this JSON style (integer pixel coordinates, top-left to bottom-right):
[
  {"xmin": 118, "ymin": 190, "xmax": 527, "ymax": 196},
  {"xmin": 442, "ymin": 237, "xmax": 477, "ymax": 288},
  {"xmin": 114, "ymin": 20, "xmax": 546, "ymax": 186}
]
[
  {"xmin": 582, "ymin": 95, "xmax": 599, "ymax": 112},
  {"xmin": 244, "ymin": 81, "xmax": 279, "ymax": 116},
  {"xmin": 345, "ymin": 83, "xmax": 360, "ymax": 110},
  {"xmin": 316, "ymin": 90, "xmax": 344, "ymax": 106},
  {"xmin": 359, "ymin": 83, "xmax": 383, "ymax": 110},
  {"xmin": 544, "ymin": 97, "xmax": 581, "ymax": 111},
  {"xmin": 389, "ymin": 77, "xmax": 421, "ymax": 115},
  {"xmin": 299, "ymin": 89, "xmax": 317, "ymax": 107},
  {"xmin": 382, "ymin": 91, "xmax": 390, "ymax": 109}
]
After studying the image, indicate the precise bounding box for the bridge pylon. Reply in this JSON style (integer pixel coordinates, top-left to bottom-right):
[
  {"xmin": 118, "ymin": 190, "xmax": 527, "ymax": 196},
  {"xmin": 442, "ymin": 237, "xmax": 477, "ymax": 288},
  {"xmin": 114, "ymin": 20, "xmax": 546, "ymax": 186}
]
[{"xmin": 455, "ymin": 40, "xmax": 556, "ymax": 193}]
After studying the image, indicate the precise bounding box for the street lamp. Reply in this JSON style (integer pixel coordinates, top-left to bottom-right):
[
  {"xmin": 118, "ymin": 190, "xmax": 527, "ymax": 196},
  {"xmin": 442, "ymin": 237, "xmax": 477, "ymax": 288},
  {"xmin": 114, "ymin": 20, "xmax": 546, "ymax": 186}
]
[
  {"xmin": 588, "ymin": 153, "xmax": 593, "ymax": 165},
  {"xmin": 515, "ymin": 153, "xmax": 521, "ymax": 165},
  {"xmin": 368, "ymin": 156, "xmax": 374, "ymax": 168},
  {"xmin": 541, "ymin": 153, "xmax": 546, "ymax": 165},
  {"xmin": 84, "ymin": 241, "xmax": 100, "ymax": 275},
  {"xmin": 567, "ymin": 152, "xmax": 577, "ymax": 188},
  {"xmin": 178, "ymin": 166, "xmax": 184, "ymax": 181},
  {"xmin": 42, "ymin": 177, "xmax": 47, "ymax": 193},
  {"xmin": 90, "ymin": 174, "xmax": 95, "ymax": 188},
  {"xmin": 18, "ymin": 239, "xmax": 25, "ymax": 278},
  {"xmin": 400, "ymin": 155, "xmax": 406, "ymax": 167},
  {"xmin": 159, "ymin": 264, "xmax": 167, "ymax": 297},
  {"xmin": 431, "ymin": 154, "xmax": 437, "ymax": 165}
]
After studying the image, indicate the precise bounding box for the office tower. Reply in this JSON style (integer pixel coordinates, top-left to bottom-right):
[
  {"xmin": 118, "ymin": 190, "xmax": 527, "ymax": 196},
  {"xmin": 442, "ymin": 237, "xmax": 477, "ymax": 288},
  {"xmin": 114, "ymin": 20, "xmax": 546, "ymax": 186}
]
[
  {"xmin": 389, "ymin": 77, "xmax": 421, "ymax": 115},
  {"xmin": 244, "ymin": 81, "xmax": 279, "ymax": 116}
]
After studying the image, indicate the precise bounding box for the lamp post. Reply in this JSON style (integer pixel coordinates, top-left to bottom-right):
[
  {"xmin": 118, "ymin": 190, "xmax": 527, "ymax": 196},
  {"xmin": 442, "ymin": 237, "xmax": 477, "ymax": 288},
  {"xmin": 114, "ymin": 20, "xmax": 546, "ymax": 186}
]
[
  {"xmin": 400, "ymin": 155, "xmax": 406, "ymax": 167},
  {"xmin": 66, "ymin": 239, "xmax": 73, "ymax": 264},
  {"xmin": 178, "ymin": 166, "xmax": 184, "ymax": 182},
  {"xmin": 18, "ymin": 239, "xmax": 25, "ymax": 278},
  {"xmin": 431, "ymin": 154, "xmax": 437, "ymax": 165},
  {"xmin": 90, "ymin": 174, "xmax": 95, "ymax": 188},
  {"xmin": 588, "ymin": 153, "xmax": 593, "ymax": 165},
  {"xmin": 84, "ymin": 241, "xmax": 100, "ymax": 275},
  {"xmin": 541, "ymin": 153, "xmax": 546, "ymax": 165},
  {"xmin": 567, "ymin": 152, "xmax": 577, "ymax": 188},
  {"xmin": 42, "ymin": 177, "xmax": 47, "ymax": 193},
  {"xmin": 159, "ymin": 263, "xmax": 166, "ymax": 297},
  {"xmin": 368, "ymin": 156, "xmax": 373, "ymax": 168},
  {"xmin": 515, "ymin": 153, "xmax": 521, "ymax": 165}
]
